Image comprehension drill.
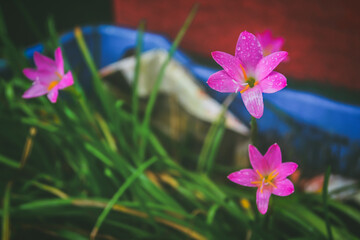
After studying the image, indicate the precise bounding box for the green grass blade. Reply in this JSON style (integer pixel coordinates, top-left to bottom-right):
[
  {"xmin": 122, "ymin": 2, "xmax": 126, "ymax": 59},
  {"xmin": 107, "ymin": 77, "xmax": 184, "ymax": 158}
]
[
  {"xmin": 132, "ymin": 21, "xmax": 145, "ymax": 132},
  {"xmin": 73, "ymin": 27, "xmax": 112, "ymax": 117},
  {"xmin": 197, "ymin": 93, "xmax": 236, "ymax": 173},
  {"xmin": 2, "ymin": 182, "xmax": 12, "ymax": 240},
  {"xmin": 90, "ymin": 156, "xmax": 157, "ymax": 239},
  {"xmin": 323, "ymin": 165, "xmax": 333, "ymax": 240},
  {"xmin": 0, "ymin": 155, "xmax": 20, "ymax": 169},
  {"xmin": 139, "ymin": 4, "xmax": 198, "ymax": 161}
]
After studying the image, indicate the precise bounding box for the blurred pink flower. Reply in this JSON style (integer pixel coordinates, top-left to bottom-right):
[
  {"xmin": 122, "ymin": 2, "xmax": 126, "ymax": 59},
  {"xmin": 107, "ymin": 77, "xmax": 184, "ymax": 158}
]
[
  {"xmin": 207, "ymin": 31, "xmax": 288, "ymax": 118},
  {"xmin": 257, "ymin": 30, "xmax": 285, "ymax": 57},
  {"xmin": 22, "ymin": 47, "xmax": 73, "ymax": 103},
  {"xmin": 228, "ymin": 143, "xmax": 298, "ymax": 214}
]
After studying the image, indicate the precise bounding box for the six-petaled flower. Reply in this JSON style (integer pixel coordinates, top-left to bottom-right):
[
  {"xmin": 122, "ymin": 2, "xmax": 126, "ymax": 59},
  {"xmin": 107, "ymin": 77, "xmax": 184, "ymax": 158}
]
[
  {"xmin": 228, "ymin": 143, "xmax": 298, "ymax": 214},
  {"xmin": 22, "ymin": 47, "xmax": 74, "ymax": 103},
  {"xmin": 207, "ymin": 31, "xmax": 288, "ymax": 118}
]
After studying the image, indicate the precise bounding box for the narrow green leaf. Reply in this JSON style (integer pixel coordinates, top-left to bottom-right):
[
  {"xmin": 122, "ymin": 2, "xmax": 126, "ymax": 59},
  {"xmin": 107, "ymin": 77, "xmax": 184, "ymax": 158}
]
[
  {"xmin": 0, "ymin": 155, "xmax": 20, "ymax": 169},
  {"xmin": 323, "ymin": 165, "xmax": 333, "ymax": 240},
  {"xmin": 139, "ymin": 4, "xmax": 198, "ymax": 161},
  {"xmin": 2, "ymin": 182, "xmax": 12, "ymax": 240},
  {"xmin": 90, "ymin": 157, "xmax": 157, "ymax": 238},
  {"xmin": 132, "ymin": 20, "xmax": 145, "ymax": 132}
]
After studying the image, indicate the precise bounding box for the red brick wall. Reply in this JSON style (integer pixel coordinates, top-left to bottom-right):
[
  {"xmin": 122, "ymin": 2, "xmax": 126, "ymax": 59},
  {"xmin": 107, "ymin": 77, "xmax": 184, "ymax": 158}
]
[{"xmin": 113, "ymin": 0, "xmax": 360, "ymax": 90}]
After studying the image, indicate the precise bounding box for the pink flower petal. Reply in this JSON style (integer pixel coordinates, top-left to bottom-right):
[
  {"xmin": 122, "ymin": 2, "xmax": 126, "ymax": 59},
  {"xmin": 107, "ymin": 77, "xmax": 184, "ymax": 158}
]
[
  {"xmin": 211, "ymin": 51, "xmax": 244, "ymax": 81},
  {"xmin": 256, "ymin": 187, "xmax": 271, "ymax": 214},
  {"xmin": 54, "ymin": 47, "xmax": 64, "ymax": 75},
  {"xmin": 22, "ymin": 83, "xmax": 48, "ymax": 99},
  {"xmin": 259, "ymin": 71, "xmax": 287, "ymax": 93},
  {"xmin": 227, "ymin": 169, "xmax": 258, "ymax": 187},
  {"xmin": 255, "ymin": 51, "xmax": 288, "ymax": 80},
  {"xmin": 249, "ymin": 144, "xmax": 268, "ymax": 173},
  {"xmin": 241, "ymin": 86, "xmax": 264, "ymax": 119},
  {"xmin": 235, "ymin": 31, "xmax": 263, "ymax": 71},
  {"xmin": 47, "ymin": 88, "xmax": 59, "ymax": 103},
  {"xmin": 264, "ymin": 143, "xmax": 282, "ymax": 171},
  {"xmin": 272, "ymin": 179, "xmax": 295, "ymax": 196},
  {"xmin": 23, "ymin": 68, "xmax": 39, "ymax": 81},
  {"xmin": 267, "ymin": 38, "xmax": 285, "ymax": 54},
  {"xmin": 276, "ymin": 162, "xmax": 298, "ymax": 180},
  {"xmin": 33, "ymin": 52, "xmax": 56, "ymax": 71},
  {"xmin": 257, "ymin": 30, "xmax": 285, "ymax": 55},
  {"xmin": 257, "ymin": 30, "xmax": 272, "ymax": 47},
  {"xmin": 57, "ymin": 71, "xmax": 74, "ymax": 90},
  {"xmin": 207, "ymin": 70, "xmax": 240, "ymax": 93},
  {"xmin": 23, "ymin": 69, "xmax": 55, "ymax": 83}
]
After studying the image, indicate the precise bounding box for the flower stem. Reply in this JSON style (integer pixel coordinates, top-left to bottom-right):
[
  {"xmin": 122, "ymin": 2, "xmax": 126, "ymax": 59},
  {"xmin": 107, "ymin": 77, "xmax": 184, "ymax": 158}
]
[{"xmin": 250, "ymin": 116, "xmax": 258, "ymax": 146}]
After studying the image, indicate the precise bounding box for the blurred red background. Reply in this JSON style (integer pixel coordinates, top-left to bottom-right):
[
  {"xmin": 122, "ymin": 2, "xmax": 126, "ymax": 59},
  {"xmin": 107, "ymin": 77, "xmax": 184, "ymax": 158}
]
[{"xmin": 113, "ymin": 0, "xmax": 360, "ymax": 91}]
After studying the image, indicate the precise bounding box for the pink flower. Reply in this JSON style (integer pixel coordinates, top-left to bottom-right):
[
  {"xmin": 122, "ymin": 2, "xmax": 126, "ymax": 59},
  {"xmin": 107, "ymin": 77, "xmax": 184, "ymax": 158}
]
[
  {"xmin": 257, "ymin": 30, "xmax": 285, "ymax": 57},
  {"xmin": 228, "ymin": 143, "xmax": 298, "ymax": 214},
  {"xmin": 22, "ymin": 47, "xmax": 74, "ymax": 103},
  {"xmin": 207, "ymin": 31, "xmax": 288, "ymax": 118}
]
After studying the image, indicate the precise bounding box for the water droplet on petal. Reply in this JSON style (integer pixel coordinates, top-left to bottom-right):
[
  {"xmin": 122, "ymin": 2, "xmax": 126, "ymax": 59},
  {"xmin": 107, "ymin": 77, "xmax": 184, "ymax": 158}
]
[{"xmin": 242, "ymin": 36, "xmax": 246, "ymax": 40}]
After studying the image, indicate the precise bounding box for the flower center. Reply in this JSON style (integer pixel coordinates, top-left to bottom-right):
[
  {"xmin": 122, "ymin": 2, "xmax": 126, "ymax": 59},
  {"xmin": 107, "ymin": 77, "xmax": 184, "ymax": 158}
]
[
  {"xmin": 48, "ymin": 72, "xmax": 63, "ymax": 91},
  {"xmin": 48, "ymin": 81, "xmax": 58, "ymax": 90},
  {"xmin": 246, "ymin": 77, "xmax": 256, "ymax": 88},
  {"xmin": 239, "ymin": 64, "xmax": 258, "ymax": 93},
  {"xmin": 251, "ymin": 169, "xmax": 279, "ymax": 193}
]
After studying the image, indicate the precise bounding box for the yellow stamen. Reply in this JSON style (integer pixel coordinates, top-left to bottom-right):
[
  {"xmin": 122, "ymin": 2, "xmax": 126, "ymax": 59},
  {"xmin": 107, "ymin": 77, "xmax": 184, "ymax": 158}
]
[
  {"xmin": 239, "ymin": 64, "xmax": 248, "ymax": 80},
  {"xmin": 267, "ymin": 169, "xmax": 279, "ymax": 182},
  {"xmin": 240, "ymin": 85, "xmax": 249, "ymax": 93},
  {"xmin": 260, "ymin": 179, "xmax": 265, "ymax": 193},
  {"xmin": 252, "ymin": 169, "xmax": 279, "ymax": 191},
  {"xmin": 48, "ymin": 81, "xmax": 58, "ymax": 90},
  {"xmin": 256, "ymin": 169, "xmax": 264, "ymax": 179},
  {"xmin": 267, "ymin": 181, "xmax": 277, "ymax": 188},
  {"xmin": 250, "ymin": 181, "xmax": 263, "ymax": 185},
  {"xmin": 55, "ymin": 71, "xmax": 63, "ymax": 80}
]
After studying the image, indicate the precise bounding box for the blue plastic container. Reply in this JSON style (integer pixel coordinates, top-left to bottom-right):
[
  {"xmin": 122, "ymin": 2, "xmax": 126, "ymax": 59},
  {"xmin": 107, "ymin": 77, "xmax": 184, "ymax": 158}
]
[{"xmin": 17, "ymin": 25, "xmax": 360, "ymax": 177}]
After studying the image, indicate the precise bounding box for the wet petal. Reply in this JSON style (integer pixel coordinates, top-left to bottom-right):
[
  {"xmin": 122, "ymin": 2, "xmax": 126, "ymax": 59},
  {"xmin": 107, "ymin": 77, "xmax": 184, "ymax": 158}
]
[
  {"xmin": 256, "ymin": 187, "xmax": 271, "ymax": 214},
  {"xmin": 211, "ymin": 51, "xmax": 245, "ymax": 81},
  {"xmin": 22, "ymin": 83, "xmax": 48, "ymax": 99},
  {"xmin": 241, "ymin": 86, "xmax": 264, "ymax": 119},
  {"xmin": 54, "ymin": 47, "xmax": 64, "ymax": 75},
  {"xmin": 276, "ymin": 162, "xmax": 298, "ymax": 180},
  {"xmin": 47, "ymin": 88, "xmax": 59, "ymax": 103},
  {"xmin": 227, "ymin": 169, "xmax": 258, "ymax": 187},
  {"xmin": 259, "ymin": 71, "xmax": 287, "ymax": 93},
  {"xmin": 207, "ymin": 70, "xmax": 241, "ymax": 93},
  {"xmin": 235, "ymin": 31, "xmax": 263, "ymax": 71},
  {"xmin": 58, "ymin": 71, "xmax": 74, "ymax": 89},
  {"xmin": 264, "ymin": 143, "xmax": 282, "ymax": 171},
  {"xmin": 249, "ymin": 144, "xmax": 268, "ymax": 173},
  {"xmin": 272, "ymin": 179, "xmax": 295, "ymax": 196},
  {"xmin": 33, "ymin": 52, "xmax": 56, "ymax": 71},
  {"xmin": 255, "ymin": 51, "xmax": 288, "ymax": 80}
]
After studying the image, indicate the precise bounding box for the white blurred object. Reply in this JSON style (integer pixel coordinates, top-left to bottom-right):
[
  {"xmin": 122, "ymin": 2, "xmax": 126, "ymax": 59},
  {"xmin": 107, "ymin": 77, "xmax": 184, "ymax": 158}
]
[
  {"xmin": 100, "ymin": 49, "xmax": 249, "ymax": 135},
  {"xmin": 303, "ymin": 174, "xmax": 357, "ymax": 200}
]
